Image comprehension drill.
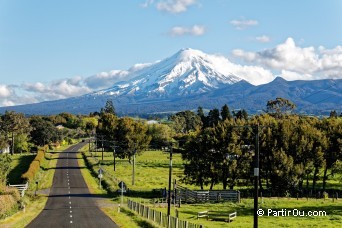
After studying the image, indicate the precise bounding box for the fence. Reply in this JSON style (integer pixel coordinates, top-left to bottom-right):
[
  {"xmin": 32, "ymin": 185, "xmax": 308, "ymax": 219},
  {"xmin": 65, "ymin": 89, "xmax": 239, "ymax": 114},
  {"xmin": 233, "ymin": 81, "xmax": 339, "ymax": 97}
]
[
  {"xmin": 9, "ymin": 182, "xmax": 29, "ymax": 197},
  {"xmin": 176, "ymin": 186, "xmax": 240, "ymax": 203},
  {"xmin": 127, "ymin": 199, "xmax": 203, "ymax": 228}
]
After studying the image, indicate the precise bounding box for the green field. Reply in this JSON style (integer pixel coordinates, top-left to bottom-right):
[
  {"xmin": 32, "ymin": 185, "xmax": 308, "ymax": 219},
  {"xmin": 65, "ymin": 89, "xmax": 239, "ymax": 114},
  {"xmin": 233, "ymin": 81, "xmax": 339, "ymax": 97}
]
[{"xmin": 80, "ymin": 149, "xmax": 342, "ymax": 227}]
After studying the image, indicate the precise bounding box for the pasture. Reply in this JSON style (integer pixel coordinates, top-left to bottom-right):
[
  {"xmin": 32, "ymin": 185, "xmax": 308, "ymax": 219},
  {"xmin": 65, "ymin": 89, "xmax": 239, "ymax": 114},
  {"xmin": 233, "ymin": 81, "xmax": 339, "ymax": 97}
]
[{"xmin": 81, "ymin": 148, "xmax": 342, "ymax": 227}]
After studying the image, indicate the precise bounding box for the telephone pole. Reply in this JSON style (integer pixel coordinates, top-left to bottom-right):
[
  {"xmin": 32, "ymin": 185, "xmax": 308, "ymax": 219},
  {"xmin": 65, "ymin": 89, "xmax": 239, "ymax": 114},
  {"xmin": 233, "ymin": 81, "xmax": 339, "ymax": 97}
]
[{"xmin": 167, "ymin": 142, "xmax": 173, "ymax": 217}]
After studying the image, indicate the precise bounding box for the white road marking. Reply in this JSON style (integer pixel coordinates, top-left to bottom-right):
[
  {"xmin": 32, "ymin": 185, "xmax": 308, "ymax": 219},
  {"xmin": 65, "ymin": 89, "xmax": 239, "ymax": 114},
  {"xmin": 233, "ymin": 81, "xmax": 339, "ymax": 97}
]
[
  {"xmin": 70, "ymin": 221, "xmax": 73, "ymax": 224},
  {"xmin": 69, "ymin": 201, "xmax": 71, "ymax": 204},
  {"xmin": 70, "ymin": 215, "xmax": 73, "ymax": 218}
]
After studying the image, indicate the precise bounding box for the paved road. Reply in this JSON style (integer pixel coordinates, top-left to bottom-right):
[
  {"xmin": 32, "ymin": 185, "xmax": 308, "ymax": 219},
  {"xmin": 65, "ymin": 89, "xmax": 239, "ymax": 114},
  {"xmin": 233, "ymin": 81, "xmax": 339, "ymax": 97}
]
[{"xmin": 27, "ymin": 143, "xmax": 118, "ymax": 228}]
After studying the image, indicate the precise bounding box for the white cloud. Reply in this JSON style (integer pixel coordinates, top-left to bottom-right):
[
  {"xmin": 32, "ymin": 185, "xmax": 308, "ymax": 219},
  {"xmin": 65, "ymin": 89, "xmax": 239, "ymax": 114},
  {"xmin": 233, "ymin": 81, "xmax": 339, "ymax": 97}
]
[
  {"xmin": 232, "ymin": 37, "xmax": 342, "ymax": 81},
  {"xmin": 156, "ymin": 0, "xmax": 197, "ymax": 13},
  {"xmin": 169, "ymin": 25, "xmax": 206, "ymax": 36},
  {"xmin": 141, "ymin": 0, "xmax": 154, "ymax": 8},
  {"xmin": 0, "ymin": 85, "xmax": 12, "ymax": 98},
  {"xmin": 22, "ymin": 77, "xmax": 92, "ymax": 101},
  {"xmin": 230, "ymin": 19, "xmax": 258, "ymax": 30},
  {"xmin": 187, "ymin": 52, "xmax": 275, "ymax": 85},
  {"xmin": 255, "ymin": 35, "xmax": 271, "ymax": 43},
  {"xmin": 280, "ymin": 70, "xmax": 315, "ymax": 81}
]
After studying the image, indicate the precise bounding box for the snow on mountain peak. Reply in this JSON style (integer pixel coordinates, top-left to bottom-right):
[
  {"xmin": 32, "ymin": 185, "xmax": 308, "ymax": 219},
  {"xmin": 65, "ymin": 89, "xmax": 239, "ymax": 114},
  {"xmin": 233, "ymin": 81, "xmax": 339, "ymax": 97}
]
[{"xmin": 94, "ymin": 48, "xmax": 243, "ymax": 97}]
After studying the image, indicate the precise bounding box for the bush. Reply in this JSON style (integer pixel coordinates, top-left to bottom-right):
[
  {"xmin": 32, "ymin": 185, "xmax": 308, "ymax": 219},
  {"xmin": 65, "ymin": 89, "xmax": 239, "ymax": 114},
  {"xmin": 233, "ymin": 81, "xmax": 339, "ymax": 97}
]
[
  {"xmin": 0, "ymin": 186, "xmax": 20, "ymax": 219},
  {"xmin": 21, "ymin": 150, "xmax": 45, "ymax": 182},
  {"xmin": 0, "ymin": 194, "xmax": 19, "ymax": 218}
]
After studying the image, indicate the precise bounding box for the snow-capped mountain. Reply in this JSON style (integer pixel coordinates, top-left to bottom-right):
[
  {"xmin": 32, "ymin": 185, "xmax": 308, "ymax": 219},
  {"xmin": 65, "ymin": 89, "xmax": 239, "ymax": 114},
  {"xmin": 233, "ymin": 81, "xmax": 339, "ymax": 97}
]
[
  {"xmin": 93, "ymin": 48, "xmax": 242, "ymax": 98},
  {"xmin": 0, "ymin": 48, "xmax": 340, "ymax": 116}
]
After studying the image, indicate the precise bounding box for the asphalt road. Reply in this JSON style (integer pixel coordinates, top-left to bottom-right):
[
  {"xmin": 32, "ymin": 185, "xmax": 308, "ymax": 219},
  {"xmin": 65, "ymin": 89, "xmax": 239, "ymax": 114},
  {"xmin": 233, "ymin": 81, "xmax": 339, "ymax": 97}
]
[{"xmin": 27, "ymin": 142, "xmax": 118, "ymax": 228}]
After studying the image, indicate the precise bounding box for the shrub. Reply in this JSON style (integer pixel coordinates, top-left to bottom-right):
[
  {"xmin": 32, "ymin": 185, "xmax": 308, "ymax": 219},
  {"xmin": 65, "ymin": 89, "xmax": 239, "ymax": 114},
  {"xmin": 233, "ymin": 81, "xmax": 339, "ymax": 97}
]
[{"xmin": 21, "ymin": 150, "xmax": 45, "ymax": 182}]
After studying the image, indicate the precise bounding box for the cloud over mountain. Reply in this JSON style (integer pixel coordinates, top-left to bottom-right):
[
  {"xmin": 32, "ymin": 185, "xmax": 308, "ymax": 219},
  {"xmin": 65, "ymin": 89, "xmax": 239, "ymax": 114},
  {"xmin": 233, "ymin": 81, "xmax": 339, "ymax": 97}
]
[{"xmin": 232, "ymin": 37, "xmax": 342, "ymax": 80}]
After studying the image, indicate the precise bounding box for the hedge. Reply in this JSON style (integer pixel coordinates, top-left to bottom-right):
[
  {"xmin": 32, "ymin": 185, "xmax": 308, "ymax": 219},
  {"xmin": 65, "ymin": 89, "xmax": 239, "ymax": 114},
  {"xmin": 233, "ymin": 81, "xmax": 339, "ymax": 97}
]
[{"xmin": 21, "ymin": 149, "xmax": 46, "ymax": 182}]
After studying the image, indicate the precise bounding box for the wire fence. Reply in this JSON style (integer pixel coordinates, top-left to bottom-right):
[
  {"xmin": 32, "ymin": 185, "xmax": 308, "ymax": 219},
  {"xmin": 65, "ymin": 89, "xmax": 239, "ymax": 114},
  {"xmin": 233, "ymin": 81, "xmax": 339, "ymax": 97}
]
[{"xmin": 127, "ymin": 199, "xmax": 203, "ymax": 228}]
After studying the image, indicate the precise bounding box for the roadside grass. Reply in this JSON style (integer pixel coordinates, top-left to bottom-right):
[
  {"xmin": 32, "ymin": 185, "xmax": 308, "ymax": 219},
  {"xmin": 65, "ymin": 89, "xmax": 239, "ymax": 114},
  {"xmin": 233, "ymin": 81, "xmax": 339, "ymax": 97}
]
[
  {"xmin": 0, "ymin": 196, "xmax": 48, "ymax": 228},
  {"xmin": 78, "ymin": 145, "xmax": 157, "ymax": 228}
]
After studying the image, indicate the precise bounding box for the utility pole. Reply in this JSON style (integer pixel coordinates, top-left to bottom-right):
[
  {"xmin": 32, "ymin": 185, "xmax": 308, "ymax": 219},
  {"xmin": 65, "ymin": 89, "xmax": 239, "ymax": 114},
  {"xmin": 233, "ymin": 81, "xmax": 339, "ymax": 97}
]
[
  {"xmin": 254, "ymin": 124, "xmax": 260, "ymax": 228},
  {"xmin": 167, "ymin": 142, "xmax": 173, "ymax": 217},
  {"xmin": 101, "ymin": 135, "xmax": 104, "ymax": 161},
  {"xmin": 11, "ymin": 131, "xmax": 14, "ymax": 155},
  {"xmin": 132, "ymin": 143, "xmax": 136, "ymax": 186},
  {"xmin": 113, "ymin": 143, "xmax": 116, "ymax": 171}
]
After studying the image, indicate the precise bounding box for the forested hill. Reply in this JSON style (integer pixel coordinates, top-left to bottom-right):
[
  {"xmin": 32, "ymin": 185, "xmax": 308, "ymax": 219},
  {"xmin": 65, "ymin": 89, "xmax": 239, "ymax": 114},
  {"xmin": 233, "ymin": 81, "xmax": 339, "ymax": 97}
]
[{"xmin": 0, "ymin": 78, "xmax": 340, "ymax": 116}]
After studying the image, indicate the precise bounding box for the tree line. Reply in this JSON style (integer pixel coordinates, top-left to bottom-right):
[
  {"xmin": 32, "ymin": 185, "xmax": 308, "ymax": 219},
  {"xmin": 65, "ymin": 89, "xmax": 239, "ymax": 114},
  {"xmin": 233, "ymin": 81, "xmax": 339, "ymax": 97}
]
[
  {"xmin": 1, "ymin": 98, "xmax": 341, "ymax": 196},
  {"xmin": 94, "ymin": 99, "xmax": 341, "ymax": 196}
]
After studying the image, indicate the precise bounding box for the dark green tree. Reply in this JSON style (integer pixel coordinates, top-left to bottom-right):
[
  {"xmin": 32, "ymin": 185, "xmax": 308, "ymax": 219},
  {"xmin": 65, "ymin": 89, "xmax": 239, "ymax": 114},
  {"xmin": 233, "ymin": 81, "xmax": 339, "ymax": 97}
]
[
  {"xmin": 30, "ymin": 116, "xmax": 60, "ymax": 146},
  {"xmin": 233, "ymin": 109, "xmax": 248, "ymax": 120},
  {"xmin": 207, "ymin": 108, "xmax": 220, "ymax": 127},
  {"xmin": 221, "ymin": 104, "xmax": 232, "ymax": 121},
  {"xmin": 101, "ymin": 99, "xmax": 116, "ymax": 115}
]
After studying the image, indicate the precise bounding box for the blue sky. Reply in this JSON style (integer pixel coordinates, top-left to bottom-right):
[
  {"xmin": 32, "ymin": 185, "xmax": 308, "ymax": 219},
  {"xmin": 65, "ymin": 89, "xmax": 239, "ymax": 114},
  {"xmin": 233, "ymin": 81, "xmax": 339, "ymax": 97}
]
[{"xmin": 0, "ymin": 0, "xmax": 341, "ymax": 106}]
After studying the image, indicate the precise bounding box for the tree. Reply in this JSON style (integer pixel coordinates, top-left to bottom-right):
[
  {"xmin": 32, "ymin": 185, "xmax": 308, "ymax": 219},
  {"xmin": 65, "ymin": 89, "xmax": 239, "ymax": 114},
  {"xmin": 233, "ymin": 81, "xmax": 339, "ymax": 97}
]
[
  {"xmin": 101, "ymin": 99, "xmax": 116, "ymax": 115},
  {"xmin": 0, "ymin": 111, "xmax": 31, "ymax": 155},
  {"xmin": 170, "ymin": 110, "xmax": 202, "ymax": 134},
  {"xmin": 114, "ymin": 117, "xmax": 151, "ymax": 160},
  {"xmin": 221, "ymin": 104, "xmax": 232, "ymax": 121},
  {"xmin": 233, "ymin": 109, "xmax": 248, "ymax": 120},
  {"xmin": 182, "ymin": 128, "xmax": 216, "ymax": 190},
  {"xmin": 30, "ymin": 116, "xmax": 60, "ymax": 146},
  {"xmin": 147, "ymin": 123, "xmax": 173, "ymax": 149},
  {"xmin": 329, "ymin": 110, "xmax": 338, "ymax": 118},
  {"xmin": 266, "ymin": 97, "xmax": 296, "ymax": 117},
  {"xmin": 207, "ymin": 108, "xmax": 220, "ymax": 127},
  {"xmin": 96, "ymin": 112, "xmax": 117, "ymax": 150},
  {"xmin": 197, "ymin": 106, "xmax": 208, "ymax": 127},
  {"xmin": 319, "ymin": 117, "xmax": 342, "ymax": 191}
]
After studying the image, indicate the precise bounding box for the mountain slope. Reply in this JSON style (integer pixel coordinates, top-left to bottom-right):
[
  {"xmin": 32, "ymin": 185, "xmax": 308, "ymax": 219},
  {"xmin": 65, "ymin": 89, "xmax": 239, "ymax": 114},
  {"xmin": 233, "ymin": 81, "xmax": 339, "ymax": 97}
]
[
  {"xmin": 93, "ymin": 48, "xmax": 242, "ymax": 98},
  {"xmin": 1, "ymin": 78, "xmax": 340, "ymax": 115}
]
